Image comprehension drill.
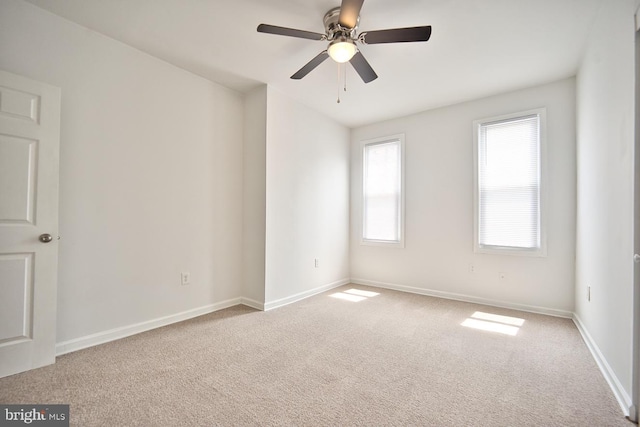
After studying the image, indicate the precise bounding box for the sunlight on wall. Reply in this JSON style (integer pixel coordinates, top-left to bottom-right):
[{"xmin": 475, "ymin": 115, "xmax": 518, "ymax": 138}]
[{"xmin": 461, "ymin": 311, "xmax": 525, "ymax": 336}]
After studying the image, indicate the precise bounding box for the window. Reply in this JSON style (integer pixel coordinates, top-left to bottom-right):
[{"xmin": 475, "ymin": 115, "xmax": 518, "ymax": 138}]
[
  {"xmin": 362, "ymin": 135, "xmax": 405, "ymax": 247},
  {"xmin": 473, "ymin": 109, "xmax": 546, "ymax": 255}
]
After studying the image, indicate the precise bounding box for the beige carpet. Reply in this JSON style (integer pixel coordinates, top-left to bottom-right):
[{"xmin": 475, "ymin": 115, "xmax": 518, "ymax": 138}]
[{"xmin": 0, "ymin": 284, "xmax": 632, "ymax": 426}]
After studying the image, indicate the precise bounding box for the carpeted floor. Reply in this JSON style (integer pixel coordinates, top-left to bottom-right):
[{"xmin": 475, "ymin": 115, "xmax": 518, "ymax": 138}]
[{"xmin": 0, "ymin": 284, "xmax": 632, "ymax": 426}]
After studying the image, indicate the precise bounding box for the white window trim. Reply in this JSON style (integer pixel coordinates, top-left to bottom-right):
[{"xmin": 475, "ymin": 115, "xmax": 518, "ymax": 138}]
[
  {"xmin": 361, "ymin": 134, "xmax": 406, "ymax": 248},
  {"xmin": 472, "ymin": 108, "xmax": 548, "ymax": 257}
]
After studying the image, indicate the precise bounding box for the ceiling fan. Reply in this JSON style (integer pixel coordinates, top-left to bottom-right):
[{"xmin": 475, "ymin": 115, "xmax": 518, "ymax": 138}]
[{"xmin": 257, "ymin": 0, "xmax": 432, "ymax": 84}]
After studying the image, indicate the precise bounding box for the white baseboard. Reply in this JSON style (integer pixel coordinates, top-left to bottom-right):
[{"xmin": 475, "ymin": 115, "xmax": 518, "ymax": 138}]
[
  {"xmin": 572, "ymin": 314, "xmax": 631, "ymax": 416},
  {"xmin": 350, "ymin": 278, "xmax": 573, "ymax": 318},
  {"xmin": 263, "ymin": 278, "xmax": 350, "ymax": 311},
  {"xmin": 240, "ymin": 297, "xmax": 265, "ymax": 311},
  {"xmin": 55, "ymin": 297, "xmax": 242, "ymax": 356},
  {"xmin": 53, "ymin": 276, "xmax": 632, "ymax": 420},
  {"xmin": 55, "ymin": 278, "xmax": 349, "ymax": 356}
]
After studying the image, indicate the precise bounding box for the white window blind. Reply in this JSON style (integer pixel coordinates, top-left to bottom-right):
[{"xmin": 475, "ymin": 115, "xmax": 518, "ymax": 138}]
[
  {"xmin": 477, "ymin": 113, "xmax": 541, "ymax": 251},
  {"xmin": 363, "ymin": 139, "xmax": 402, "ymax": 243}
]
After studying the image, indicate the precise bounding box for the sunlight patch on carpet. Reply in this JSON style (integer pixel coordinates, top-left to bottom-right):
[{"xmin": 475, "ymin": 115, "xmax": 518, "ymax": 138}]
[
  {"xmin": 344, "ymin": 289, "xmax": 380, "ymax": 298},
  {"xmin": 329, "ymin": 288, "xmax": 380, "ymax": 302},
  {"xmin": 330, "ymin": 293, "xmax": 367, "ymax": 302},
  {"xmin": 470, "ymin": 311, "xmax": 525, "ymax": 326},
  {"xmin": 461, "ymin": 311, "xmax": 525, "ymax": 336}
]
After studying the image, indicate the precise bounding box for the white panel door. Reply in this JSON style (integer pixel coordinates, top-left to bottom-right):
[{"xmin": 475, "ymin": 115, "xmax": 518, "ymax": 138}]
[{"xmin": 0, "ymin": 70, "xmax": 60, "ymax": 378}]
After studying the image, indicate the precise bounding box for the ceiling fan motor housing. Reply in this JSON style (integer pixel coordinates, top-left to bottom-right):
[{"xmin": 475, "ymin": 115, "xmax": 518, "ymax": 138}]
[{"xmin": 323, "ymin": 7, "xmax": 359, "ymax": 40}]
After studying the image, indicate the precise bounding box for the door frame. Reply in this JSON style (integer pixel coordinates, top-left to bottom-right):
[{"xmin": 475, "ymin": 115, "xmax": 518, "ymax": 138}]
[{"xmin": 631, "ymin": 22, "xmax": 640, "ymax": 423}]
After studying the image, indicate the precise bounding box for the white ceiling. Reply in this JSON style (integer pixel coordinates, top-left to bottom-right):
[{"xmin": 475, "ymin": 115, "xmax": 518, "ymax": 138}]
[{"xmin": 24, "ymin": 0, "xmax": 603, "ymax": 128}]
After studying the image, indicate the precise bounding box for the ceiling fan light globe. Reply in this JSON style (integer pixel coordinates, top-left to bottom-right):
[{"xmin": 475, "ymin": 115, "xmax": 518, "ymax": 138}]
[{"xmin": 328, "ymin": 41, "xmax": 357, "ymax": 63}]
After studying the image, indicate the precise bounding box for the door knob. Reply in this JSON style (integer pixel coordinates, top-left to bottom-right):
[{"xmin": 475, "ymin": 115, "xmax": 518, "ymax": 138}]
[
  {"xmin": 635, "ymin": 254, "xmax": 640, "ymax": 263},
  {"xmin": 39, "ymin": 234, "xmax": 53, "ymax": 243}
]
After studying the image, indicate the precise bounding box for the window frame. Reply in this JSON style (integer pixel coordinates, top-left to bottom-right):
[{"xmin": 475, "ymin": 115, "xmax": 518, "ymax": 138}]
[
  {"xmin": 361, "ymin": 134, "xmax": 406, "ymax": 248},
  {"xmin": 472, "ymin": 108, "xmax": 547, "ymax": 257}
]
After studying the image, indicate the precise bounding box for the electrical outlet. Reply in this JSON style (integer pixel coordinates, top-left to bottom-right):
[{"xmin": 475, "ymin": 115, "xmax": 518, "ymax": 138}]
[
  {"xmin": 499, "ymin": 271, "xmax": 506, "ymax": 280},
  {"xmin": 314, "ymin": 258, "xmax": 319, "ymax": 268},
  {"xmin": 181, "ymin": 272, "xmax": 190, "ymax": 286},
  {"xmin": 469, "ymin": 264, "xmax": 475, "ymax": 273},
  {"xmin": 587, "ymin": 286, "xmax": 591, "ymax": 301}
]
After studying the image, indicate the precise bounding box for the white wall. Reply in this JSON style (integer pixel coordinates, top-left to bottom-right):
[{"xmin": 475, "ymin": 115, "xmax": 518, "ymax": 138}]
[
  {"xmin": 0, "ymin": 0, "xmax": 244, "ymax": 343},
  {"xmin": 575, "ymin": 0, "xmax": 638, "ymax": 408},
  {"xmin": 242, "ymin": 86, "xmax": 267, "ymax": 306},
  {"xmin": 351, "ymin": 78, "xmax": 577, "ymax": 315},
  {"xmin": 264, "ymin": 87, "xmax": 350, "ymax": 306}
]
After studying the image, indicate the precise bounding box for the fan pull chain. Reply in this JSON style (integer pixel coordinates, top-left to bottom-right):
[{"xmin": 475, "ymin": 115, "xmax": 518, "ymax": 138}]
[
  {"xmin": 344, "ymin": 62, "xmax": 347, "ymax": 92},
  {"xmin": 337, "ymin": 63, "xmax": 341, "ymax": 104},
  {"xmin": 336, "ymin": 63, "xmax": 348, "ymax": 103}
]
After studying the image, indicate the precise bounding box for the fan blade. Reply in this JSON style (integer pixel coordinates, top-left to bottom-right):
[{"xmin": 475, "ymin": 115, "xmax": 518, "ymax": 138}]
[
  {"xmin": 338, "ymin": 0, "xmax": 364, "ymax": 29},
  {"xmin": 362, "ymin": 26, "xmax": 432, "ymax": 44},
  {"xmin": 291, "ymin": 51, "xmax": 329, "ymax": 80},
  {"xmin": 350, "ymin": 51, "xmax": 378, "ymax": 83},
  {"xmin": 257, "ymin": 24, "xmax": 325, "ymax": 41}
]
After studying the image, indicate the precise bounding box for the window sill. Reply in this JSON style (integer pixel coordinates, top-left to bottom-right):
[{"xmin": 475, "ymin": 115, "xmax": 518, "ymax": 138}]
[
  {"xmin": 361, "ymin": 239, "xmax": 405, "ymax": 248},
  {"xmin": 475, "ymin": 245, "xmax": 547, "ymax": 257}
]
